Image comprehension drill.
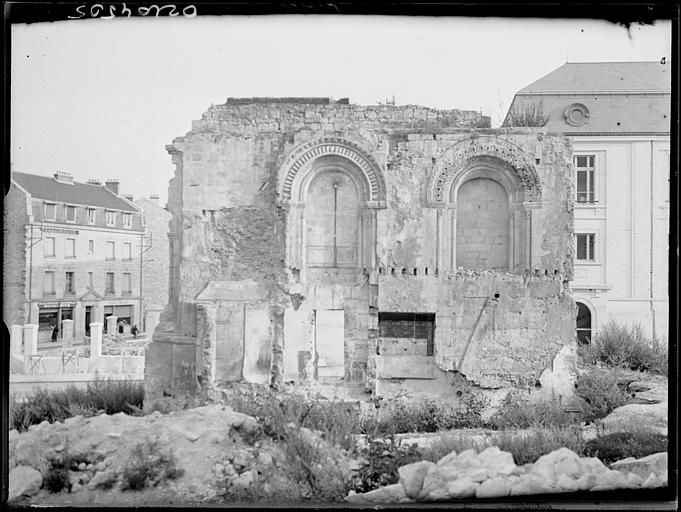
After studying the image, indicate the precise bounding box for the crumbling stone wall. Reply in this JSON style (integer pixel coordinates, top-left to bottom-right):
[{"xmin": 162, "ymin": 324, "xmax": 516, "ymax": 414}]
[{"xmin": 147, "ymin": 98, "xmax": 575, "ymax": 404}]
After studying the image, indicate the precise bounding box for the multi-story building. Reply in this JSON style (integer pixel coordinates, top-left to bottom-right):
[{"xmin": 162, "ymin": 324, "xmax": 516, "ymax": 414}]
[
  {"xmin": 505, "ymin": 61, "xmax": 671, "ymax": 341},
  {"xmin": 3, "ymin": 172, "xmax": 145, "ymax": 342},
  {"xmin": 134, "ymin": 195, "xmax": 171, "ymax": 334}
]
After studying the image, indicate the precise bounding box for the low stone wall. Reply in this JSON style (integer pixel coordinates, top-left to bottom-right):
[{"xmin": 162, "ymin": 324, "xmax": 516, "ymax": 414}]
[
  {"xmin": 9, "ymin": 373, "xmax": 143, "ymax": 396},
  {"xmin": 16, "ymin": 355, "xmax": 145, "ymax": 378}
]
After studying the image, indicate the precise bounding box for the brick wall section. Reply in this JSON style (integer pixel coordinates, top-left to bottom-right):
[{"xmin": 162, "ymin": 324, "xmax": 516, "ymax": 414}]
[
  {"xmin": 3, "ymin": 184, "xmax": 29, "ymax": 326},
  {"xmin": 135, "ymin": 198, "xmax": 171, "ymax": 309}
]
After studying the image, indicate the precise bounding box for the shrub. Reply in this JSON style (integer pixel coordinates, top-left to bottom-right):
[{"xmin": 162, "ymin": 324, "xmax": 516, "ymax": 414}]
[
  {"xmin": 574, "ymin": 368, "xmax": 629, "ymax": 423},
  {"xmin": 121, "ymin": 436, "xmax": 184, "ymax": 491},
  {"xmin": 581, "ymin": 321, "xmax": 668, "ymax": 375},
  {"xmin": 583, "ymin": 431, "xmax": 668, "ymax": 465},
  {"xmin": 503, "ymin": 101, "xmax": 549, "ymax": 127},
  {"xmin": 373, "ymin": 392, "xmax": 489, "ymax": 435},
  {"xmin": 10, "ymin": 378, "xmax": 144, "ymax": 432},
  {"xmin": 280, "ymin": 427, "xmax": 355, "ymax": 501},
  {"xmin": 225, "ymin": 385, "xmax": 361, "ymax": 451},
  {"xmin": 353, "ymin": 435, "xmax": 422, "ymax": 493},
  {"xmin": 487, "ymin": 391, "xmax": 579, "ymax": 429}
]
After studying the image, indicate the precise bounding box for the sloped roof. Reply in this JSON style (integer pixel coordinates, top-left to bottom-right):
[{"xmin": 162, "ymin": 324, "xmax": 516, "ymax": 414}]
[
  {"xmin": 507, "ymin": 95, "xmax": 670, "ymax": 134},
  {"xmin": 505, "ymin": 62, "xmax": 670, "ymax": 134},
  {"xmin": 12, "ymin": 172, "xmax": 139, "ymax": 212},
  {"xmin": 518, "ymin": 62, "xmax": 670, "ymax": 94}
]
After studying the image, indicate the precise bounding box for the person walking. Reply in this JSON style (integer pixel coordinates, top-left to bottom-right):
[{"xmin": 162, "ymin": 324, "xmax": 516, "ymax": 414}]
[
  {"xmin": 131, "ymin": 325, "xmax": 138, "ymax": 339},
  {"xmin": 51, "ymin": 324, "xmax": 59, "ymax": 343}
]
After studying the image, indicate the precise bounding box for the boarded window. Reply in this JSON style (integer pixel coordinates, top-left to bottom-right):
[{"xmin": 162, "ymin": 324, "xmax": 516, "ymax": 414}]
[{"xmin": 378, "ymin": 312, "xmax": 435, "ymax": 356}]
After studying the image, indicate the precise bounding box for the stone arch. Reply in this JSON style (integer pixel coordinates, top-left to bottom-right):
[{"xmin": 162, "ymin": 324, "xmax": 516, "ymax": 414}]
[
  {"xmin": 281, "ymin": 139, "xmax": 385, "ymax": 277},
  {"xmin": 278, "ymin": 137, "xmax": 387, "ymax": 207},
  {"xmin": 428, "ymin": 136, "xmax": 541, "ymax": 206}
]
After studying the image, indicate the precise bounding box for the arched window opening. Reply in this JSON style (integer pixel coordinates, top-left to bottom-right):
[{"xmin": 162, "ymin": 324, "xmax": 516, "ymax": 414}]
[
  {"xmin": 305, "ymin": 170, "xmax": 360, "ymax": 268},
  {"xmin": 456, "ymin": 177, "xmax": 510, "ymax": 271},
  {"xmin": 576, "ymin": 302, "xmax": 592, "ymax": 344}
]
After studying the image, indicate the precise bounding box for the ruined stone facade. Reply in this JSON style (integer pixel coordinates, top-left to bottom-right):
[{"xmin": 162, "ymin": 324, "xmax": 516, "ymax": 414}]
[{"xmin": 145, "ymin": 98, "xmax": 576, "ymax": 403}]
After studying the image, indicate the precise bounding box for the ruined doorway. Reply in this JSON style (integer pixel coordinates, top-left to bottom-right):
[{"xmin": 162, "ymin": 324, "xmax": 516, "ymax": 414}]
[
  {"xmin": 305, "ymin": 171, "xmax": 360, "ymax": 268},
  {"xmin": 456, "ymin": 178, "xmax": 510, "ymax": 270},
  {"xmin": 314, "ymin": 309, "xmax": 345, "ymax": 378}
]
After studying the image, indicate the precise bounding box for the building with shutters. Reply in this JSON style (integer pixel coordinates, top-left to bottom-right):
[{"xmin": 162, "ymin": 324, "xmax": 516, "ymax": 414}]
[
  {"xmin": 3, "ymin": 172, "xmax": 145, "ymax": 342},
  {"xmin": 505, "ymin": 61, "xmax": 671, "ymax": 342}
]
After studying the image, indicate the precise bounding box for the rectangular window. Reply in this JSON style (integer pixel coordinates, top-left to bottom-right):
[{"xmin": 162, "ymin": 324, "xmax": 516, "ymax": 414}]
[
  {"xmin": 574, "ymin": 155, "xmax": 596, "ymax": 203},
  {"xmin": 65, "ymin": 205, "xmax": 76, "ymax": 222},
  {"xmin": 122, "ymin": 272, "xmax": 131, "ymax": 294},
  {"xmin": 378, "ymin": 312, "xmax": 435, "ymax": 356},
  {"xmin": 106, "ymin": 241, "xmax": 115, "ymax": 260},
  {"xmin": 123, "ymin": 242, "xmax": 132, "ymax": 260},
  {"xmin": 88, "ymin": 239, "xmax": 94, "ymax": 254},
  {"xmin": 44, "ymin": 203, "xmax": 56, "ymax": 220},
  {"xmin": 105, "ymin": 272, "xmax": 115, "ymax": 295},
  {"xmin": 106, "ymin": 211, "xmax": 116, "ymax": 226},
  {"xmin": 44, "ymin": 237, "xmax": 56, "ymax": 257},
  {"xmin": 88, "ymin": 271, "xmax": 94, "ymax": 289},
  {"xmin": 576, "ymin": 233, "xmax": 596, "ymax": 261},
  {"xmin": 65, "ymin": 271, "xmax": 75, "ymax": 294},
  {"xmin": 123, "ymin": 213, "xmax": 132, "ymax": 229},
  {"xmin": 44, "ymin": 271, "xmax": 55, "ymax": 295},
  {"xmin": 65, "ymin": 238, "xmax": 76, "ymax": 258},
  {"xmin": 87, "ymin": 209, "xmax": 96, "ymax": 224}
]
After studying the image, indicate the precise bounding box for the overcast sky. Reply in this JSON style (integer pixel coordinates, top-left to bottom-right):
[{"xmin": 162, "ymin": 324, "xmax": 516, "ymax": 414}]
[{"xmin": 11, "ymin": 16, "xmax": 671, "ymax": 204}]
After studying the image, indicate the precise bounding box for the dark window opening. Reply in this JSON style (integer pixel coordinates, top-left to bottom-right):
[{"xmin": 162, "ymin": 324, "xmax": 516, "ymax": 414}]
[
  {"xmin": 576, "ymin": 302, "xmax": 592, "ymax": 344},
  {"xmin": 378, "ymin": 312, "xmax": 435, "ymax": 356}
]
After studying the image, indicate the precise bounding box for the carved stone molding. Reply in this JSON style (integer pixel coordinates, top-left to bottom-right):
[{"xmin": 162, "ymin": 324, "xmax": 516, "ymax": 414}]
[
  {"xmin": 278, "ymin": 137, "xmax": 387, "ymax": 206},
  {"xmin": 428, "ymin": 136, "xmax": 542, "ymax": 205}
]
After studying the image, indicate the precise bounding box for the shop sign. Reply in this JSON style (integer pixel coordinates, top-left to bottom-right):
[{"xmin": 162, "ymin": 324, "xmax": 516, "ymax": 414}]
[
  {"xmin": 42, "ymin": 227, "xmax": 80, "ymax": 235},
  {"xmin": 39, "ymin": 302, "xmax": 76, "ymax": 308}
]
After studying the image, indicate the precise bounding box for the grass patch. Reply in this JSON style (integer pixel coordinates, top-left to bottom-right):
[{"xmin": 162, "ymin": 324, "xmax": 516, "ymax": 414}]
[
  {"xmin": 579, "ymin": 321, "xmax": 668, "ymax": 375},
  {"xmin": 487, "ymin": 391, "xmax": 579, "ymax": 430},
  {"xmin": 10, "ymin": 378, "xmax": 144, "ymax": 432},
  {"xmin": 419, "ymin": 426, "xmax": 587, "ymax": 466},
  {"xmin": 583, "ymin": 431, "xmax": 668, "ymax": 465},
  {"xmin": 372, "ymin": 391, "xmax": 489, "ymax": 435}
]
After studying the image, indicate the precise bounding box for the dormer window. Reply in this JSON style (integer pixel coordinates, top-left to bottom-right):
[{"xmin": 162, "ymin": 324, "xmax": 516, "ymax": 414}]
[
  {"xmin": 123, "ymin": 213, "xmax": 132, "ymax": 229},
  {"xmin": 87, "ymin": 208, "xmax": 96, "ymax": 224},
  {"xmin": 106, "ymin": 211, "xmax": 116, "ymax": 227},
  {"xmin": 44, "ymin": 203, "xmax": 56, "ymax": 220},
  {"xmin": 65, "ymin": 205, "xmax": 76, "ymax": 223}
]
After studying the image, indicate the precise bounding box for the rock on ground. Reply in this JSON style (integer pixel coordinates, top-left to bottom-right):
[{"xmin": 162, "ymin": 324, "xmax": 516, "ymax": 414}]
[
  {"xmin": 9, "ymin": 465, "xmax": 43, "ymax": 502},
  {"xmin": 346, "ymin": 447, "xmax": 668, "ymax": 504}
]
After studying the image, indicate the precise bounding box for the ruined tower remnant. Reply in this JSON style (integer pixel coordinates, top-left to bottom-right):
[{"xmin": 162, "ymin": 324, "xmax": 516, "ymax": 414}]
[{"xmin": 145, "ymin": 97, "xmax": 576, "ymax": 404}]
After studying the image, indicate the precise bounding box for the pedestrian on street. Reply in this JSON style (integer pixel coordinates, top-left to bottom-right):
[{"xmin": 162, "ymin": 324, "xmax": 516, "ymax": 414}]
[
  {"xmin": 131, "ymin": 325, "xmax": 138, "ymax": 339},
  {"xmin": 51, "ymin": 324, "xmax": 59, "ymax": 343},
  {"xmin": 118, "ymin": 319, "xmax": 124, "ymax": 335}
]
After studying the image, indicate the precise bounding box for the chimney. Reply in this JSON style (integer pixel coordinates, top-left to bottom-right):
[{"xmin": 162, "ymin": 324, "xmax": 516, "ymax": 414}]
[
  {"xmin": 53, "ymin": 171, "xmax": 74, "ymax": 183},
  {"xmin": 87, "ymin": 178, "xmax": 102, "ymax": 185},
  {"xmin": 149, "ymin": 194, "xmax": 160, "ymax": 205},
  {"xmin": 104, "ymin": 179, "xmax": 120, "ymax": 195},
  {"xmin": 123, "ymin": 193, "xmax": 134, "ymax": 202}
]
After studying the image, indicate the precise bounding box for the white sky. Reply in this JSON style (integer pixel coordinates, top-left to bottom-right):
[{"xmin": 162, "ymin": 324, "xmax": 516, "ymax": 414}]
[{"xmin": 11, "ymin": 16, "xmax": 671, "ymax": 205}]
